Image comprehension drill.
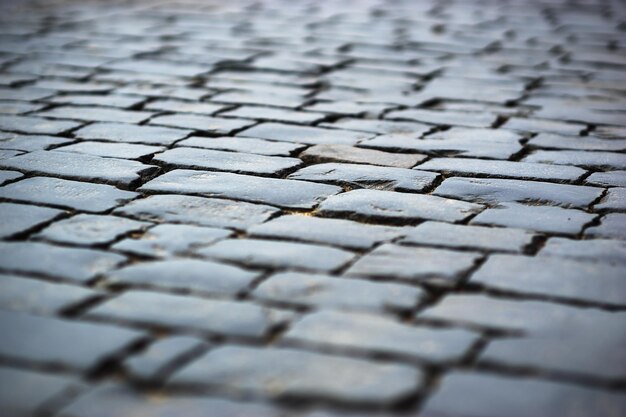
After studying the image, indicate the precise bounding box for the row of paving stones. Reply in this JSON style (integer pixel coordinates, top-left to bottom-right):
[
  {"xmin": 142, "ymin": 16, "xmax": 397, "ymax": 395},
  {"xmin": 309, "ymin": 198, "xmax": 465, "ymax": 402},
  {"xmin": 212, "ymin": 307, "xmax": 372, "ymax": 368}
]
[{"xmin": 0, "ymin": 0, "xmax": 626, "ymax": 415}]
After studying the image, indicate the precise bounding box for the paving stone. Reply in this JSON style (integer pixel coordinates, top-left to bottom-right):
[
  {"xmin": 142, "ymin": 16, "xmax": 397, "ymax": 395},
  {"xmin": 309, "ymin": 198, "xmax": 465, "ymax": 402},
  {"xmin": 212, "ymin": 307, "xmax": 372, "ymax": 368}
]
[
  {"xmin": 305, "ymin": 100, "xmax": 390, "ymax": 116},
  {"xmin": 177, "ymin": 136, "xmax": 304, "ymax": 156},
  {"xmin": 85, "ymin": 290, "xmax": 292, "ymax": 338},
  {"xmin": 585, "ymin": 213, "xmax": 626, "ymax": 239},
  {"xmin": 401, "ymin": 221, "xmax": 535, "ymax": 252},
  {"xmin": 0, "ymin": 309, "xmax": 143, "ymax": 370},
  {"xmin": 0, "ymin": 366, "xmax": 83, "ymax": 417},
  {"xmin": 386, "ymin": 109, "xmax": 496, "ymax": 128},
  {"xmin": 434, "ymin": 177, "xmax": 602, "ymax": 208},
  {"xmin": 248, "ymin": 215, "xmax": 405, "ymax": 250},
  {"xmin": 0, "ymin": 149, "xmax": 22, "ymax": 159},
  {"xmin": 46, "ymin": 93, "xmax": 145, "ymax": 108},
  {"xmin": 539, "ymin": 237, "xmax": 626, "ymax": 265},
  {"xmin": 0, "ymin": 115, "xmax": 81, "ymax": 134},
  {"xmin": 0, "ymin": 100, "xmax": 44, "ymax": 115},
  {"xmin": 33, "ymin": 80, "xmax": 114, "ymax": 93},
  {"xmin": 0, "ymin": 150, "xmax": 157, "ymax": 186},
  {"xmin": 35, "ymin": 214, "xmax": 150, "ymax": 246},
  {"xmin": 238, "ymin": 122, "xmax": 372, "ymax": 145},
  {"xmin": 0, "ymin": 241, "xmax": 126, "ymax": 282},
  {"xmin": 0, "ymin": 176, "xmax": 138, "ymax": 212},
  {"xmin": 288, "ymin": 163, "xmax": 438, "ymax": 192},
  {"xmin": 105, "ymin": 259, "xmax": 259, "ymax": 295},
  {"xmin": 300, "ymin": 144, "xmax": 426, "ymax": 168},
  {"xmin": 198, "ymin": 238, "xmax": 355, "ymax": 272},
  {"xmin": 144, "ymin": 99, "xmax": 224, "ymax": 115},
  {"xmin": 153, "ymin": 147, "xmax": 301, "ymax": 176},
  {"xmin": 74, "ymin": 122, "xmax": 191, "ymax": 145},
  {"xmin": 56, "ymin": 141, "xmax": 164, "ymax": 159},
  {"xmin": 105, "ymin": 59, "xmax": 208, "ymax": 77},
  {"xmin": 321, "ymin": 118, "xmax": 431, "ymax": 136},
  {"xmin": 523, "ymin": 150, "xmax": 626, "ymax": 169},
  {"xmin": 0, "ymin": 134, "xmax": 72, "ymax": 151},
  {"xmin": 471, "ymin": 202, "xmax": 596, "ymax": 235},
  {"xmin": 529, "ymin": 133, "xmax": 626, "ymax": 151},
  {"xmin": 125, "ymin": 336, "xmax": 207, "ymax": 380},
  {"xmin": 361, "ymin": 129, "xmax": 523, "ymax": 159},
  {"xmin": 420, "ymin": 371, "xmax": 626, "ymax": 417},
  {"xmin": 418, "ymin": 158, "xmax": 586, "ymax": 182},
  {"xmin": 114, "ymin": 194, "xmax": 278, "ymax": 229},
  {"xmin": 345, "ymin": 244, "xmax": 481, "ymax": 286},
  {"xmin": 149, "ymin": 114, "xmax": 254, "ymax": 134},
  {"xmin": 57, "ymin": 384, "xmax": 283, "ymax": 417},
  {"xmin": 112, "ymin": 224, "xmax": 232, "ymax": 258},
  {"xmin": 140, "ymin": 169, "xmax": 341, "ymax": 209},
  {"xmin": 471, "ymin": 254, "xmax": 626, "ymax": 306},
  {"xmin": 586, "ymin": 170, "xmax": 626, "ymax": 187},
  {"xmin": 0, "ymin": 273, "xmax": 98, "ymax": 315},
  {"xmin": 37, "ymin": 106, "xmax": 153, "ymax": 124},
  {"xmin": 503, "ymin": 117, "xmax": 586, "ymax": 135},
  {"xmin": 168, "ymin": 345, "xmax": 422, "ymax": 405},
  {"xmin": 317, "ymin": 189, "xmax": 483, "ymax": 223},
  {"xmin": 0, "ymin": 202, "xmax": 64, "ymax": 238},
  {"xmin": 0, "ymin": 87, "xmax": 54, "ymax": 102},
  {"xmin": 222, "ymin": 105, "xmax": 325, "ymax": 124},
  {"xmin": 254, "ymin": 272, "xmax": 425, "ymax": 312},
  {"xmin": 0, "ymin": 169, "xmax": 21, "ymax": 185},
  {"xmin": 284, "ymin": 310, "xmax": 479, "ymax": 363},
  {"xmin": 595, "ymin": 187, "xmax": 626, "ymax": 211}
]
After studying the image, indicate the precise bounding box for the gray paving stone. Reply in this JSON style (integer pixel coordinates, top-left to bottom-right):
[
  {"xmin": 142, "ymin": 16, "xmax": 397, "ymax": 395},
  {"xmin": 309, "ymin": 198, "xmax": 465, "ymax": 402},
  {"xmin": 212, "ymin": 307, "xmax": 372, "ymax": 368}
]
[
  {"xmin": 248, "ymin": 215, "xmax": 405, "ymax": 250},
  {"xmin": 222, "ymin": 105, "xmax": 325, "ymax": 124},
  {"xmin": 539, "ymin": 237, "xmax": 626, "ymax": 265},
  {"xmin": 523, "ymin": 150, "xmax": 626, "ymax": 169},
  {"xmin": 0, "ymin": 134, "xmax": 71, "ymax": 151},
  {"xmin": 387, "ymin": 108, "xmax": 497, "ymax": 128},
  {"xmin": 33, "ymin": 80, "xmax": 113, "ymax": 93},
  {"xmin": 105, "ymin": 59, "xmax": 208, "ymax": 77},
  {"xmin": 153, "ymin": 147, "xmax": 301, "ymax": 176},
  {"xmin": 420, "ymin": 371, "xmax": 626, "ymax": 417},
  {"xmin": 37, "ymin": 106, "xmax": 153, "ymax": 124},
  {"xmin": 321, "ymin": 118, "xmax": 431, "ymax": 136},
  {"xmin": 57, "ymin": 384, "xmax": 282, "ymax": 417},
  {"xmin": 56, "ymin": 141, "xmax": 164, "ymax": 159},
  {"xmin": 471, "ymin": 254, "xmax": 626, "ymax": 306},
  {"xmin": 114, "ymin": 194, "xmax": 278, "ymax": 229},
  {"xmin": 284, "ymin": 310, "xmax": 479, "ymax": 362},
  {"xmin": 112, "ymin": 224, "xmax": 232, "ymax": 258},
  {"xmin": 177, "ymin": 136, "xmax": 304, "ymax": 156},
  {"xmin": 105, "ymin": 259, "xmax": 259, "ymax": 295},
  {"xmin": 0, "ymin": 202, "xmax": 64, "ymax": 238},
  {"xmin": 471, "ymin": 202, "xmax": 596, "ymax": 235},
  {"xmin": 198, "ymin": 238, "xmax": 355, "ymax": 272},
  {"xmin": 0, "ymin": 169, "xmax": 21, "ymax": 185},
  {"xmin": 0, "ymin": 176, "xmax": 138, "ymax": 212},
  {"xmin": 434, "ymin": 177, "xmax": 602, "ymax": 208},
  {"xmin": 0, "ymin": 149, "xmax": 21, "ymax": 159},
  {"xmin": 305, "ymin": 100, "xmax": 390, "ymax": 116},
  {"xmin": 317, "ymin": 189, "xmax": 483, "ymax": 223},
  {"xmin": 288, "ymin": 163, "xmax": 438, "ymax": 192},
  {"xmin": 35, "ymin": 214, "xmax": 149, "ymax": 246},
  {"xmin": 345, "ymin": 244, "xmax": 481, "ymax": 286},
  {"xmin": 144, "ymin": 99, "xmax": 224, "ymax": 115},
  {"xmin": 0, "ymin": 101, "xmax": 44, "ymax": 115},
  {"xmin": 0, "ymin": 273, "xmax": 98, "ymax": 315},
  {"xmin": 238, "ymin": 122, "xmax": 371, "ymax": 145},
  {"xmin": 0, "ymin": 150, "xmax": 157, "ymax": 186},
  {"xmin": 46, "ymin": 93, "xmax": 145, "ymax": 108},
  {"xmin": 0, "ymin": 366, "xmax": 83, "ymax": 417},
  {"xmin": 168, "ymin": 345, "xmax": 422, "ymax": 405},
  {"xmin": 0, "ymin": 241, "xmax": 126, "ymax": 282},
  {"xmin": 418, "ymin": 158, "xmax": 585, "ymax": 182},
  {"xmin": 125, "ymin": 336, "xmax": 207, "ymax": 380},
  {"xmin": 254, "ymin": 272, "xmax": 425, "ymax": 312},
  {"xmin": 401, "ymin": 221, "xmax": 535, "ymax": 252},
  {"xmin": 74, "ymin": 122, "xmax": 191, "ymax": 145},
  {"xmin": 140, "ymin": 169, "xmax": 341, "ymax": 209},
  {"xmin": 149, "ymin": 114, "xmax": 254, "ymax": 134},
  {"xmin": 585, "ymin": 213, "xmax": 626, "ymax": 239},
  {"xmin": 0, "ymin": 309, "xmax": 143, "ymax": 370},
  {"xmin": 529, "ymin": 133, "xmax": 626, "ymax": 151},
  {"xmin": 503, "ymin": 117, "xmax": 586, "ymax": 135},
  {"xmin": 300, "ymin": 144, "xmax": 426, "ymax": 168},
  {"xmin": 0, "ymin": 87, "xmax": 54, "ymax": 102},
  {"xmin": 0, "ymin": 115, "xmax": 81, "ymax": 135},
  {"xmin": 85, "ymin": 290, "xmax": 292, "ymax": 338},
  {"xmin": 595, "ymin": 187, "xmax": 626, "ymax": 211},
  {"xmin": 586, "ymin": 170, "xmax": 626, "ymax": 187}
]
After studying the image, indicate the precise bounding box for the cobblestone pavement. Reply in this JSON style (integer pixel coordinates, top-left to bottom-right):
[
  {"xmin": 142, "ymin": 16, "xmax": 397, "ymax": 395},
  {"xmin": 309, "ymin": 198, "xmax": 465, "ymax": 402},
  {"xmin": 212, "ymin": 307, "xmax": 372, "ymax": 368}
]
[{"xmin": 0, "ymin": 0, "xmax": 625, "ymax": 415}]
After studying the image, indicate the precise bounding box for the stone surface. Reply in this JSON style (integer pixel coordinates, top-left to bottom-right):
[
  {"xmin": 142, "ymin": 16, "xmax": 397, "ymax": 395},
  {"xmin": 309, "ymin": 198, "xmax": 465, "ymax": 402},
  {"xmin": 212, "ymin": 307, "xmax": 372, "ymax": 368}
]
[
  {"xmin": 177, "ymin": 136, "xmax": 304, "ymax": 156},
  {"xmin": 0, "ymin": 115, "xmax": 81, "ymax": 135},
  {"xmin": 74, "ymin": 122, "xmax": 191, "ymax": 145},
  {"xmin": 586, "ymin": 170, "xmax": 626, "ymax": 187},
  {"xmin": 300, "ymin": 144, "xmax": 426, "ymax": 168},
  {"xmin": 37, "ymin": 106, "xmax": 153, "ymax": 124},
  {"xmin": 149, "ymin": 114, "xmax": 254, "ymax": 134},
  {"xmin": 140, "ymin": 169, "xmax": 342, "ymax": 209},
  {"xmin": 0, "ymin": 202, "xmax": 64, "ymax": 238},
  {"xmin": 56, "ymin": 141, "xmax": 164, "ymax": 160},
  {"xmin": 595, "ymin": 187, "xmax": 626, "ymax": 211},
  {"xmin": 0, "ymin": 170, "xmax": 21, "ymax": 185},
  {"xmin": 35, "ymin": 214, "xmax": 149, "ymax": 245},
  {"xmin": 0, "ymin": 134, "xmax": 72, "ymax": 151},
  {"xmin": 125, "ymin": 336, "xmax": 207, "ymax": 380},
  {"xmin": 238, "ymin": 122, "xmax": 371, "ymax": 145},
  {"xmin": 168, "ymin": 346, "xmax": 422, "ymax": 405},
  {"xmin": 539, "ymin": 237, "xmax": 626, "ymax": 265},
  {"xmin": 254, "ymin": 272, "xmax": 425, "ymax": 312},
  {"xmin": 585, "ymin": 213, "xmax": 626, "ymax": 239}
]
